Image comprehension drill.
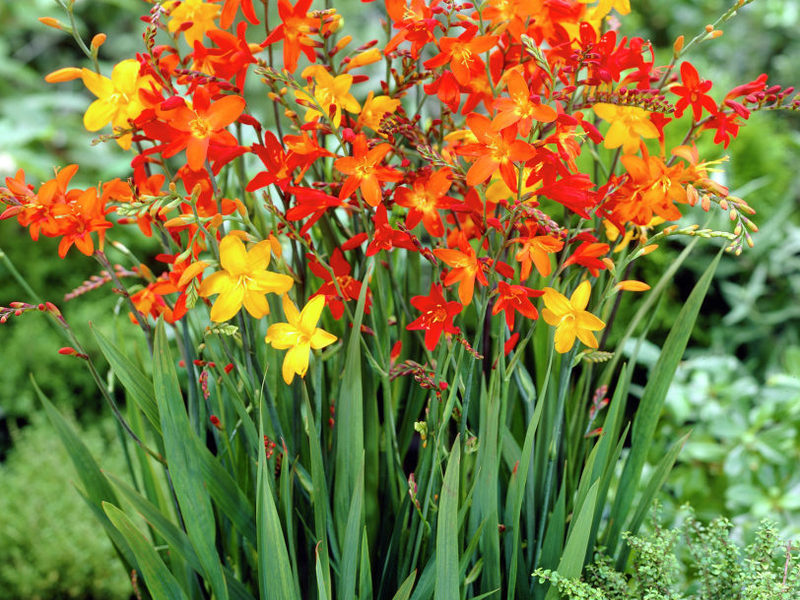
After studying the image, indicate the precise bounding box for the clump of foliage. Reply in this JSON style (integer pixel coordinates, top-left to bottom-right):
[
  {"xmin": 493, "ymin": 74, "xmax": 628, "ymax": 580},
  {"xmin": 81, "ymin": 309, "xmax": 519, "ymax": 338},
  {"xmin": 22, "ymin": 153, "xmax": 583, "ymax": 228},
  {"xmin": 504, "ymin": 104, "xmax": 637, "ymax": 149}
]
[
  {"xmin": 0, "ymin": 413, "xmax": 130, "ymax": 600},
  {"xmin": 536, "ymin": 507, "xmax": 800, "ymax": 599}
]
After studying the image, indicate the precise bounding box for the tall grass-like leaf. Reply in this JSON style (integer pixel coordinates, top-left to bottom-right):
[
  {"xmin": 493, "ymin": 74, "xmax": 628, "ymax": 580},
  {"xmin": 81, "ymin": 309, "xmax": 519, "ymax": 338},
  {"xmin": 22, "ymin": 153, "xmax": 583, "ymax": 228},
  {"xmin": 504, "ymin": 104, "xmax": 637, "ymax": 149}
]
[
  {"xmin": 505, "ymin": 388, "xmax": 545, "ymax": 600},
  {"xmin": 605, "ymin": 250, "xmax": 722, "ymax": 557},
  {"xmin": 153, "ymin": 322, "xmax": 228, "ymax": 600},
  {"xmin": 256, "ymin": 413, "xmax": 299, "ymax": 600},
  {"xmin": 360, "ymin": 527, "xmax": 374, "ymax": 600},
  {"xmin": 615, "ymin": 432, "xmax": 690, "ymax": 570},
  {"xmin": 103, "ymin": 502, "xmax": 188, "ymax": 600},
  {"xmin": 334, "ymin": 259, "xmax": 372, "ymax": 540},
  {"xmin": 93, "ymin": 326, "xmax": 160, "ymax": 433},
  {"xmin": 339, "ymin": 457, "xmax": 365, "ymax": 600},
  {"xmin": 36, "ymin": 381, "xmax": 137, "ymax": 570},
  {"xmin": 435, "ymin": 436, "xmax": 461, "ymax": 600},
  {"xmin": 392, "ymin": 571, "xmax": 418, "ymax": 600},
  {"xmin": 543, "ymin": 481, "xmax": 599, "ymax": 600}
]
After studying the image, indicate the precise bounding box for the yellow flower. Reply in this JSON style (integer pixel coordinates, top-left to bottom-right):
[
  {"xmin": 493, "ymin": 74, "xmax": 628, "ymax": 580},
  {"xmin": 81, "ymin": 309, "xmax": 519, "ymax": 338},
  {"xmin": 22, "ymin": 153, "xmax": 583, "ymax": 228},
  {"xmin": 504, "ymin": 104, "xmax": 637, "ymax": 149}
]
[
  {"xmin": 165, "ymin": 0, "xmax": 220, "ymax": 46},
  {"xmin": 593, "ymin": 103, "xmax": 659, "ymax": 154},
  {"xmin": 265, "ymin": 295, "xmax": 337, "ymax": 384},
  {"xmin": 541, "ymin": 281, "xmax": 605, "ymax": 353},
  {"xmin": 357, "ymin": 91, "xmax": 401, "ymax": 134},
  {"xmin": 198, "ymin": 233, "xmax": 293, "ymax": 322},
  {"xmin": 81, "ymin": 59, "xmax": 156, "ymax": 149},
  {"xmin": 295, "ymin": 65, "xmax": 361, "ymax": 129}
]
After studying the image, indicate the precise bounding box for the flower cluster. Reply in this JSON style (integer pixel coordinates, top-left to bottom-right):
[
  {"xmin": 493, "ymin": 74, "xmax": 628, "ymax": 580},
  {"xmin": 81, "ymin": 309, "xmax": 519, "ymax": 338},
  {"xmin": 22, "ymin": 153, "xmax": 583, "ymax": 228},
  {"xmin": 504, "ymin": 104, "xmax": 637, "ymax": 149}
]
[{"xmin": 3, "ymin": 0, "xmax": 795, "ymax": 384}]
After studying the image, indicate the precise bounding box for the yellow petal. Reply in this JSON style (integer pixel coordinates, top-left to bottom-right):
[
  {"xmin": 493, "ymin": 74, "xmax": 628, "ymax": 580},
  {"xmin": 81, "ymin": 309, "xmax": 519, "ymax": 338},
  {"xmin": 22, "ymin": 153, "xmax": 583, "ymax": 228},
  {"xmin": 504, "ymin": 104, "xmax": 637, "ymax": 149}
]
[
  {"xmin": 198, "ymin": 270, "xmax": 233, "ymax": 297},
  {"xmin": 569, "ymin": 281, "xmax": 592, "ymax": 311},
  {"xmin": 251, "ymin": 271, "xmax": 293, "ymax": 294},
  {"xmin": 81, "ymin": 69, "xmax": 113, "ymax": 99},
  {"xmin": 282, "ymin": 294, "xmax": 301, "ymax": 325},
  {"xmin": 541, "ymin": 308, "xmax": 562, "ymax": 327},
  {"xmin": 282, "ymin": 342, "xmax": 311, "ymax": 384},
  {"xmin": 110, "ymin": 59, "xmax": 142, "ymax": 95},
  {"xmin": 84, "ymin": 99, "xmax": 116, "ymax": 131},
  {"xmin": 542, "ymin": 287, "xmax": 571, "ymax": 316},
  {"xmin": 209, "ymin": 284, "xmax": 245, "ymax": 322},
  {"xmin": 246, "ymin": 240, "xmax": 272, "ymax": 272},
  {"xmin": 310, "ymin": 328, "xmax": 337, "ymax": 350},
  {"xmin": 576, "ymin": 328, "xmax": 599, "ymax": 349},
  {"xmin": 219, "ymin": 234, "xmax": 248, "ymax": 277},
  {"xmin": 577, "ymin": 311, "xmax": 605, "ymax": 331},
  {"xmin": 242, "ymin": 291, "xmax": 270, "ymax": 318},
  {"xmin": 265, "ymin": 323, "xmax": 302, "ymax": 349},
  {"xmin": 299, "ymin": 295, "xmax": 326, "ymax": 334},
  {"xmin": 554, "ymin": 323, "xmax": 577, "ymax": 353}
]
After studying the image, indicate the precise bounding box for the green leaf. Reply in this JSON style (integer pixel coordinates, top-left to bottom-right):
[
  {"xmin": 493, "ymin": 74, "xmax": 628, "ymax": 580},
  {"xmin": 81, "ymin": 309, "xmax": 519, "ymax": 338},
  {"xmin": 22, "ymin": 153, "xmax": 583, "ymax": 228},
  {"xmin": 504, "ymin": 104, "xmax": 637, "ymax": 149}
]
[
  {"xmin": 360, "ymin": 527, "xmax": 374, "ymax": 600},
  {"xmin": 505, "ymin": 391, "xmax": 545, "ymax": 600},
  {"xmin": 544, "ymin": 481, "xmax": 600, "ymax": 600},
  {"xmin": 339, "ymin": 456, "xmax": 365, "ymax": 600},
  {"xmin": 606, "ymin": 250, "xmax": 722, "ymax": 557},
  {"xmin": 616, "ymin": 433, "xmax": 690, "ymax": 569},
  {"xmin": 92, "ymin": 325, "xmax": 160, "ymax": 433},
  {"xmin": 153, "ymin": 322, "xmax": 228, "ymax": 600},
  {"xmin": 392, "ymin": 571, "xmax": 418, "ymax": 600},
  {"xmin": 103, "ymin": 502, "xmax": 188, "ymax": 600},
  {"xmin": 257, "ymin": 404, "xmax": 299, "ymax": 600},
  {"xmin": 334, "ymin": 259, "xmax": 372, "ymax": 540},
  {"xmin": 36, "ymin": 380, "xmax": 137, "ymax": 571},
  {"xmin": 435, "ymin": 436, "xmax": 461, "ymax": 600}
]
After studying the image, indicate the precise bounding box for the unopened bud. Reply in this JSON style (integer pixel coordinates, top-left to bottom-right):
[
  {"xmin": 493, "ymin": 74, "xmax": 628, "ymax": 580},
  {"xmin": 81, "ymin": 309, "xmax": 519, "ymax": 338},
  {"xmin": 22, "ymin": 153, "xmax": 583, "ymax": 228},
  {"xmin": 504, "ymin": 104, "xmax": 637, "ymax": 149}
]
[
  {"xmin": 91, "ymin": 33, "xmax": 107, "ymax": 49},
  {"xmin": 38, "ymin": 16, "xmax": 64, "ymax": 30},
  {"xmin": 673, "ymin": 35, "xmax": 684, "ymax": 56},
  {"xmin": 45, "ymin": 67, "xmax": 83, "ymax": 83}
]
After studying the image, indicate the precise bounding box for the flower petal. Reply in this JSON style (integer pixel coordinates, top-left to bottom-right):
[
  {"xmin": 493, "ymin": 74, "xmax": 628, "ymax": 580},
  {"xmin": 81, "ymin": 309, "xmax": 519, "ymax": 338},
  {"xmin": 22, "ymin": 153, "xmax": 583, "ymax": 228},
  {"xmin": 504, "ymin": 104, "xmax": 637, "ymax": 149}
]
[
  {"xmin": 209, "ymin": 284, "xmax": 245, "ymax": 322},
  {"xmin": 220, "ymin": 234, "xmax": 248, "ymax": 276}
]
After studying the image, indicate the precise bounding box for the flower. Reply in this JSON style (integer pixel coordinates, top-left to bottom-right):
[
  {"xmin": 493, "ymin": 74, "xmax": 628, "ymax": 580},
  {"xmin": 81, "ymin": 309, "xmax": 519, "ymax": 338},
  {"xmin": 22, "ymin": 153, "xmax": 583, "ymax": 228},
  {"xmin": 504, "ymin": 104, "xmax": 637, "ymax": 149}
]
[
  {"xmin": 265, "ymin": 295, "xmax": 337, "ymax": 384},
  {"xmin": 406, "ymin": 284, "xmax": 462, "ymax": 351},
  {"xmin": 165, "ymin": 0, "xmax": 220, "ymax": 46},
  {"xmin": 593, "ymin": 103, "xmax": 659, "ymax": 155},
  {"xmin": 81, "ymin": 59, "xmax": 156, "ymax": 149},
  {"xmin": 198, "ymin": 233, "xmax": 293, "ymax": 322},
  {"xmin": 541, "ymin": 281, "xmax": 605, "ymax": 353},
  {"xmin": 671, "ymin": 61, "xmax": 717, "ymax": 121},
  {"xmin": 295, "ymin": 65, "xmax": 361, "ymax": 129},
  {"xmin": 335, "ymin": 133, "xmax": 401, "ymax": 207}
]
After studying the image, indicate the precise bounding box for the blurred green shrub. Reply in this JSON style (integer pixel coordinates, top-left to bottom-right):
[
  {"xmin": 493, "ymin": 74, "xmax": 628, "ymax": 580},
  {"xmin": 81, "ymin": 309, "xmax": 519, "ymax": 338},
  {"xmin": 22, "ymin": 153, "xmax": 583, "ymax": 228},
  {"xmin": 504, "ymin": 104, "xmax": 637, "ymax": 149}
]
[{"xmin": 0, "ymin": 412, "xmax": 130, "ymax": 599}]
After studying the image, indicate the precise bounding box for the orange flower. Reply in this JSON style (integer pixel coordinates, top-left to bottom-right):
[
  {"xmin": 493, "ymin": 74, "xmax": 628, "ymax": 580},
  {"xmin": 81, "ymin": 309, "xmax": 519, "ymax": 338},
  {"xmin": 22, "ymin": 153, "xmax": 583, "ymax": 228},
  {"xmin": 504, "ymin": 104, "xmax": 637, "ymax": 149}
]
[
  {"xmin": 423, "ymin": 29, "xmax": 497, "ymax": 86},
  {"xmin": 264, "ymin": 0, "xmax": 318, "ymax": 73},
  {"xmin": 433, "ymin": 233, "xmax": 488, "ymax": 306},
  {"xmin": 394, "ymin": 168, "xmax": 453, "ymax": 237},
  {"xmin": 153, "ymin": 86, "xmax": 245, "ymax": 171},
  {"xmin": 457, "ymin": 113, "xmax": 536, "ymax": 192},
  {"xmin": 492, "ymin": 282, "xmax": 543, "ymax": 329},
  {"xmin": 514, "ymin": 235, "xmax": 564, "ymax": 280},
  {"xmin": 492, "ymin": 70, "xmax": 557, "ymax": 136},
  {"xmin": 335, "ymin": 133, "xmax": 401, "ymax": 207}
]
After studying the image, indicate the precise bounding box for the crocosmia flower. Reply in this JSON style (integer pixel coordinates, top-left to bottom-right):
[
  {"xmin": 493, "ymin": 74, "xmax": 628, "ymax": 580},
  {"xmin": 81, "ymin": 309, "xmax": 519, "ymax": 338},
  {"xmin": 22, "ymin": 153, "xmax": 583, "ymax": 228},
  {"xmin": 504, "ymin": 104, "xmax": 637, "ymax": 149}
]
[
  {"xmin": 406, "ymin": 284, "xmax": 462, "ymax": 351},
  {"xmin": 81, "ymin": 59, "xmax": 156, "ymax": 149},
  {"xmin": 541, "ymin": 281, "xmax": 605, "ymax": 353},
  {"xmin": 198, "ymin": 233, "xmax": 293, "ymax": 322},
  {"xmin": 265, "ymin": 295, "xmax": 338, "ymax": 384}
]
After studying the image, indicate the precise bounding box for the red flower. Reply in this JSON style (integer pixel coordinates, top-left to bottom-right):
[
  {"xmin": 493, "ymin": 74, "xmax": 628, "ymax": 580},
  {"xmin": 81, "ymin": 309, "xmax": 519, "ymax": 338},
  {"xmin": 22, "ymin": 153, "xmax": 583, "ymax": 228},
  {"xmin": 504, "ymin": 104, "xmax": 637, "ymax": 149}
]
[
  {"xmin": 309, "ymin": 248, "xmax": 371, "ymax": 319},
  {"xmin": 407, "ymin": 284, "xmax": 462, "ymax": 351},
  {"xmin": 492, "ymin": 282, "xmax": 543, "ymax": 330},
  {"xmin": 672, "ymin": 61, "xmax": 717, "ymax": 121}
]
